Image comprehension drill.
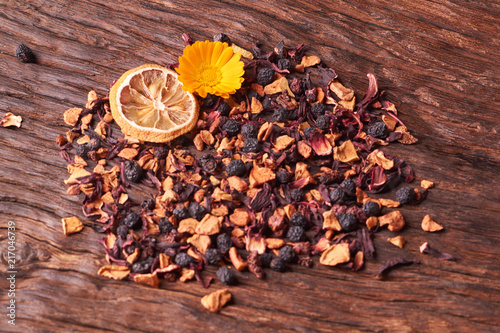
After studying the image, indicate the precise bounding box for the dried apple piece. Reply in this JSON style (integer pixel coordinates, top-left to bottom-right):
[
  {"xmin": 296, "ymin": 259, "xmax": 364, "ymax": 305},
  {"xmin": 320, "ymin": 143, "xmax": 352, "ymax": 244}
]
[
  {"xmin": 61, "ymin": 216, "xmax": 84, "ymax": 235},
  {"xmin": 201, "ymin": 289, "xmax": 232, "ymax": 313},
  {"xmin": 421, "ymin": 214, "xmax": 443, "ymax": 232},
  {"xmin": 97, "ymin": 265, "xmax": 130, "ymax": 280},
  {"xmin": 319, "ymin": 243, "xmax": 350, "ymax": 266}
]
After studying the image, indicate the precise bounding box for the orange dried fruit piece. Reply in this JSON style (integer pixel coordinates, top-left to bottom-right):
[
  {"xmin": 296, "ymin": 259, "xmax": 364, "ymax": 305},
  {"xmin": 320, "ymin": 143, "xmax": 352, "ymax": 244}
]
[
  {"xmin": 201, "ymin": 289, "xmax": 232, "ymax": 312},
  {"xmin": 109, "ymin": 64, "xmax": 199, "ymax": 143},
  {"xmin": 61, "ymin": 216, "xmax": 84, "ymax": 235}
]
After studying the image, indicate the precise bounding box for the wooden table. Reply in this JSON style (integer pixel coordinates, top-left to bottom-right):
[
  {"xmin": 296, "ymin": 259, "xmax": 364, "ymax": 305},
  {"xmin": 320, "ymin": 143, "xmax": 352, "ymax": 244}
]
[{"xmin": 1, "ymin": 1, "xmax": 499, "ymax": 332}]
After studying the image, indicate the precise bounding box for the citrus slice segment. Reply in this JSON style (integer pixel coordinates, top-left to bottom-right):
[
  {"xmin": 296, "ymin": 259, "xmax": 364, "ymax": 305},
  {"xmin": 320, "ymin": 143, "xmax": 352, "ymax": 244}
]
[{"xmin": 109, "ymin": 64, "xmax": 199, "ymax": 143}]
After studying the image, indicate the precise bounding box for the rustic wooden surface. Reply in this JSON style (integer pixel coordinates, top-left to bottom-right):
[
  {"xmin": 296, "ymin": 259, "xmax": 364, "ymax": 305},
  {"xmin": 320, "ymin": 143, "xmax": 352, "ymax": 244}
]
[{"xmin": 1, "ymin": 0, "xmax": 499, "ymax": 332}]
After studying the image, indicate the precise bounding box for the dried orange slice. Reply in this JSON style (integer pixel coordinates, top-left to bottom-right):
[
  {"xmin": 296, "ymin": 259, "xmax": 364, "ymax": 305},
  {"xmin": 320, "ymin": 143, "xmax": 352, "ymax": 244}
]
[{"xmin": 109, "ymin": 64, "xmax": 199, "ymax": 143}]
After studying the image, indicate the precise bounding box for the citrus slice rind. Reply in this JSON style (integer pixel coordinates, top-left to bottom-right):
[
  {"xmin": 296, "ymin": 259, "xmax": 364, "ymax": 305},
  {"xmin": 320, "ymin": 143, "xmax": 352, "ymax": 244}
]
[{"xmin": 109, "ymin": 64, "xmax": 199, "ymax": 143}]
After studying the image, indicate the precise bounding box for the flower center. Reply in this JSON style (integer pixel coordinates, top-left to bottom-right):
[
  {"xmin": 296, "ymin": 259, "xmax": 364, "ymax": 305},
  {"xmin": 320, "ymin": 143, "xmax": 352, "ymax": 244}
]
[{"xmin": 197, "ymin": 64, "xmax": 221, "ymax": 87}]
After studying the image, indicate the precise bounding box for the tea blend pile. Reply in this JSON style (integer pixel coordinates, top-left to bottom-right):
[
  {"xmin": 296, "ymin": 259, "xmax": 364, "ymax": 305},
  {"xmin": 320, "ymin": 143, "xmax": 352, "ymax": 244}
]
[{"xmin": 57, "ymin": 35, "xmax": 452, "ymax": 312}]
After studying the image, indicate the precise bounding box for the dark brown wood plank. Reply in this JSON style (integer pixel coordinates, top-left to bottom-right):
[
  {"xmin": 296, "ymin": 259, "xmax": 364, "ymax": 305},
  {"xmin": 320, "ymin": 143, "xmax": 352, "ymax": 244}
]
[{"xmin": 1, "ymin": 0, "xmax": 499, "ymax": 332}]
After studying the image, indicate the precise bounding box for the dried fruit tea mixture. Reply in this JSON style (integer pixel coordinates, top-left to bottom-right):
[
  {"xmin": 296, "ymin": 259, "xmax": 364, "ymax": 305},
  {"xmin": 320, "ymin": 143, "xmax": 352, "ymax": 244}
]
[{"xmin": 57, "ymin": 34, "xmax": 452, "ymax": 310}]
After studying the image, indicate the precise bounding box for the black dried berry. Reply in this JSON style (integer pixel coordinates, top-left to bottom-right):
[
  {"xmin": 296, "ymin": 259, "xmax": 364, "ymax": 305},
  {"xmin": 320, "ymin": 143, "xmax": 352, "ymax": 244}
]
[
  {"xmin": 270, "ymin": 258, "xmax": 287, "ymax": 272},
  {"xmin": 175, "ymin": 252, "xmax": 194, "ymax": 268},
  {"xmin": 222, "ymin": 119, "xmax": 240, "ymax": 137},
  {"xmin": 124, "ymin": 242, "xmax": 139, "ymax": 255},
  {"xmin": 226, "ymin": 159, "xmax": 246, "ymax": 177},
  {"xmin": 273, "ymin": 107, "xmax": 288, "ymax": 122},
  {"xmin": 75, "ymin": 143, "xmax": 90, "ymax": 157},
  {"xmin": 287, "ymin": 108, "xmax": 299, "ymax": 121},
  {"xmin": 243, "ymin": 137, "xmax": 260, "ymax": 153},
  {"xmin": 340, "ymin": 178, "xmax": 357, "ymax": 196},
  {"xmin": 279, "ymin": 245, "xmax": 296, "ymax": 263},
  {"xmin": 303, "ymin": 127, "xmax": 316, "ymax": 140},
  {"xmin": 217, "ymin": 102, "xmax": 232, "ymax": 117},
  {"xmin": 262, "ymin": 96, "xmax": 274, "ymax": 110},
  {"xmin": 247, "ymin": 90, "xmax": 262, "ymax": 102},
  {"xmin": 216, "ymin": 266, "xmax": 237, "ymax": 285},
  {"xmin": 396, "ymin": 187, "xmax": 416, "ymax": 204},
  {"xmin": 15, "ymin": 44, "xmax": 35, "ymax": 63},
  {"xmin": 116, "ymin": 225, "xmax": 129, "ymax": 239},
  {"xmin": 287, "ymin": 226, "xmax": 305, "ymax": 242},
  {"xmin": 337, "ymin": 213, "xmax": 358, "ymax": 232},
  {"xmin": 259, "ymin": 252, "xmax": 273, "ymax": 268},
  {"xmin": 124, "ymin": 160, "xmax": 143, "ymax": 183},
  {"xmin": 172, "ymin": 182, "xmax": 184, "ymax": 194},
  {"xmin": 202, "ymin": 94, "xmax": 217, "ymax": 108},
  {"xmin": 141, "ymin": 198, "xmax": 155, "ymax": 210},
  {"xmin": 189, "ymin": 202, "xmax": 207, "ymax": 221},
  {"xmin": 276, "ymin": 169, "xmax": 292, "ymax": 184},
  {"xmin": 310, "ymin": 103, "xmax": 326, "ymax": 117},
  {"xmin": 277, "ymin": 58, "xmax": 291, "ymax": 71},
  {"xmin": 153, "ymin": 146, "xmax": 169, "ymax": 159},
  {"xmin": 362, "ymin": 201, "xmax": 381, "ymax": 217},
  {"xmin": 216, "ymin": 233, "xmax": 233, "ymax": 254},
  {"xmin": 87, "ymin": 138, "xmax": 100, "ymax": 151},
  {"xmin": 158, "ymin": 217, "xmax": 176, "ymax": 233},
  {"xmin": 131, "ymin": 257, "xmax": 154, "ymax": 274},
  {"xmin": 290, "ymin": 213, "xmax": 307, "ymax": 228},
  {"xmin": 173, "ymin": 204, "xmax": 190, "ymax": 221},
  {"xmin": 213, "ymin": 33, "xmax": 231, "ymax": 44},
  {"xmin": 367, "ymin": 121, "xmax": 389, "ymax": 139},
  {"xmin": 257, "ymin": 67, "xmax": 275, "ymax": 86},
  {"xmin": 241, "ymin": 122, "xmax": 257, "ymax": 138},
  {"xmin": 122, "ymin": 212, "xmax": 142, "ymax": 230},
  {"xmin": 199, "ymin": 154, "xmax": 218, "ymax": 173},
  {"xmin": 290, "ymin": 188, "xmax": 304, "ymax": 202},
  {"xmin": 315, "ymin": 115, "xmax": 329, "ymax": 130},
  {"xmin": 204, "ymin": 248, "xmax": 221, "ymax": 265},
  {"xmin": 329, "ymin": 187, "xmax": 347, "ymax": 203}
]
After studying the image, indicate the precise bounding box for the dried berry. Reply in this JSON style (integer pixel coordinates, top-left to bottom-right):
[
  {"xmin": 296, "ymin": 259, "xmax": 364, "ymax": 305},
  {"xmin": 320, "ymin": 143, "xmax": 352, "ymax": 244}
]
[
  {"xmin": 87, "ymin": 138, "xmax": 100, "ymax": 151},
  {"xmin": 141, "ymin": 198, "xmax": 155, "ymax": 210},
  {"xmin": 396, "ymin": 187, "xmax": 416, "ymax": 204},
  {"xmin": 173, "ymin": 204, "xmax": 190, "ymax": 221},
  {"xmin": 367, "ymin": 121, "xmax": 389, "ymax": 139},
  {"xmin": 131, "ymin": 257, "xmax": 153, "ymax": 274},
  {"xmin": 199, "ymin": 154, "xmax": 218, "ymax": 173},
  {"xmin": 172, "ymin": 182, "xmax": 184, "ymax": 194},
  {"xmin": 259, "ymin": 252, "xmax": 273, "ymax": 268},
  {"xmin": 337, "ymin": 213, "xmax": 358, "ymax": 232},
  {"xmin": 340, "ymin": 178, "xmax": 357, "ymax": 196},
  {"xmin": 290, "ymin": 188, "xmax": 304, "ymax": 202},
  {"xmin": 204, "ymin": 248, "xmax": 221, "ymax": 265},
  {"xmin": 310, "ymin": 103, "xmax": 326, "ymax": 117},
  {"xmin": 158, "ymin": 217, "xmax": 176, "ymax": 233},
  {"xmin": 247, "ymin": 90, "xmax": 262, "ymax": 102},
  {"xmin": 261, "ymin": 96, "xmax": 274, "ymax": 110},
  {"xmin": 277, "ymin": 58, "xmax": 291, "ymax": 71},
  {"xmin": 122, "ymin": 212, "xmax": 142, "ymax": 230},
  {"xmin": 189, "ymin": 202, "xmax": 207, "ymax": 221},
  {"xmin": 290, "ymin": 213, "xmax": 307, "ymax": 228},
  {"xmin": 243, "ymin": 137, "xmax": 260, "ymax": 153},
  {"xmin": 287, "ymin": 108, "xmax": 298, "ymax": 121},
  {"xmin": 124, "ymin": 160, "xmax": 143, "ymax": 183},
  {"xmin": 270, "ymin": 258, "xmax": 287, "ymax": 272},
  {"xmin": 217, "ymin": 102, "xmax": 231, "ymax": 117},
  {"xmin": 315, "ymin": 115, "xmax": 329, "ymax": 130},
  {"xmin": 222, "ymin": 119, "xmax": 240, "ymax": 137},
  {"xmin": 273, "ymin": 107, "xmax": 288, "ymax": 122},
  {"xmin": 257, "ymin": 67, "xmax": 275, "ymax": 86},
  {"xmin": 175, "ymin": 252, "xmax": 194, "ymax": 268},
  {"xmin": 276, "ymin": 169, "xmax": 292, "ymax": 184},
  {"xmin": 213, "ymin": 33, "xmax": 231, "ymax": 44},
  {"xmin": 216, "ymin": 233, "xmax": 233, "ymax": 254},
  {"xmin": 116, "ymin": 225, "xmax": 129, "ymax": 239},
  {"xmin": 226, "ymin": 159, "xmax": 246, "ymax": 177},
  {"xmin": 303, "ymin": 127, "xmax": 316, "ymax": 140},
  {"xmin": 329, "ymin": 187, "xmax": 347, "ymax": 203},
  {"xmin": 363, "ymin": 201, "xmax": 381, "ymax": 217},
  {"xmin": 216, "ymin": 266, "xmax": 237, "ymax": 285},
  {"xmin": 75, "ymin": 143, "xmax": 90, "ymax": 158},
  {"xmin": 278, "ymin": 245, "xmax": 296, "ymax": 263},
  {"xmin": 202, "ymin": 94, "xmax": 217, "ymax": 108},
  {"xmin": 124, "ymin": 242, "xmax": 139, "ymax": 255},
  {"xmin": 241, "ymin": 122, "xmax": 257, "ymax": 138},
  {"xmin": 15, "ymin": 44, "xmax": 35, "ymax": 63},
  {"xmin": 287, "ymin": 226, "xmax": 305, "ymax": 242}
]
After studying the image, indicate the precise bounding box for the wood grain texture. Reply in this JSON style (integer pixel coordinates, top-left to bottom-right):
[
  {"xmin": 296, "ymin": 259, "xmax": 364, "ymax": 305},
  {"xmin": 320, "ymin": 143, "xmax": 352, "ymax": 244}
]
[{"xmin": 1, "ymin": 0, "xmax": 499, "ymax": 332}]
